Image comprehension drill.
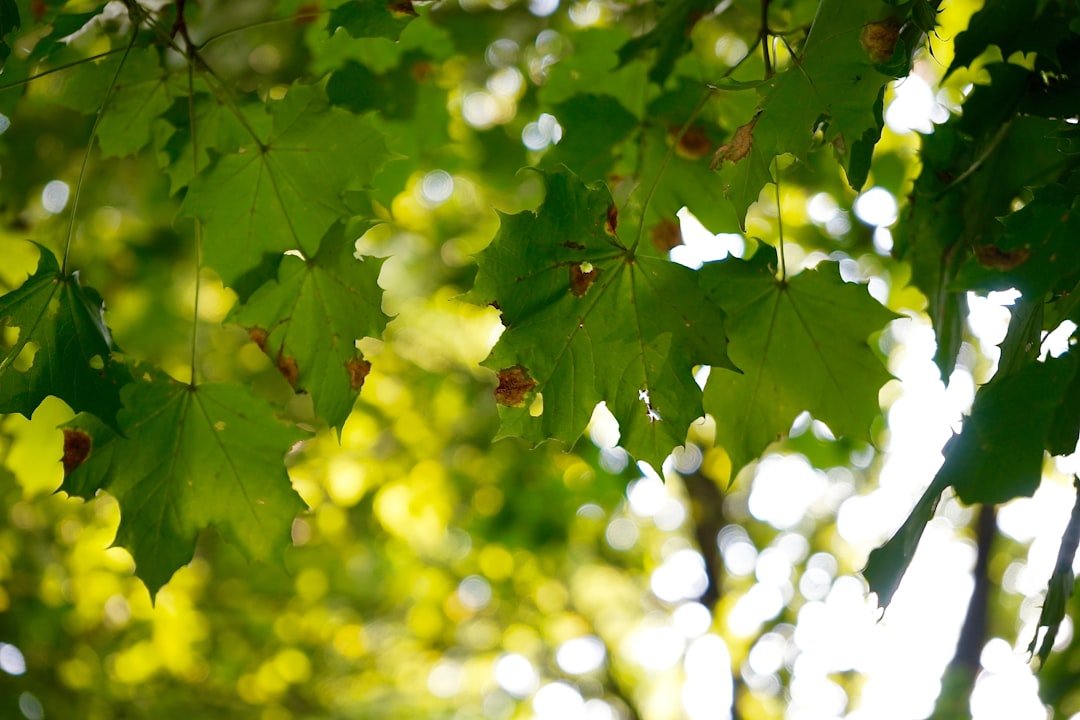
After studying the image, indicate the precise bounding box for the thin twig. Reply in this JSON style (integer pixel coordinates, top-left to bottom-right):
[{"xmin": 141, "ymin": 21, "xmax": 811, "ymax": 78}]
[
  {"xmin": 61, "ymin": 31, "xmax": 139, "ymax": 274},
  {"xmin": 0, "ymin": 47, "xmax": 129, "ymax": 93}
]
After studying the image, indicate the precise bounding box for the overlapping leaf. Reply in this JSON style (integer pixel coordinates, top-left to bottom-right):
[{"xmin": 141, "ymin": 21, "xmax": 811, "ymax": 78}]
[
  {"xmin": 0, "ymin": 243, "xmax": 127, "ymax": 426},
  {"xmin": 328, "ymin": 0, "xmax": 417, "ymax": 41},
  {"xmin": 231, "ymin": 225, "xmax": 387, "ymax": 431},
  {"xmin": 714, "ymin": 0, "xmax": 908, "ymax": 224},
  {"xmin": 471, "ymin": 168, "xmax": 734, "ymax": 469},
  {"xmin": 62, "ymin": 372, "xmax": 306, "ymax": 596},
  {"xmin": 866, "ymin": 352, "xmax": 1080, "ymax": 608},
  {"xmin": 181, "ymin": 84, "xmax": 393, "ymax": 284},
  {"xmin": 55, "ymin": 45, "xmax": 176, "ymax": 158},
  {"xmin": 701, "ymin": 245, "xmax": 895, "ymax": 478}
]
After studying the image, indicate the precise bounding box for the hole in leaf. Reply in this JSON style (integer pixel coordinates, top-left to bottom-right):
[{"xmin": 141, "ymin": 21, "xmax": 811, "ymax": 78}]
[
  {"xmin": 495, "ymin": 365, "xmax": 536, "ymax": 407},
  {"xmin": 89, "ymin": 355, "xmax": 104, "ymax": 370},
  {"xmin": 529, "ymin": 392, "xmax": 544, "ymax": 417},
  {"xmin": 639, "ymin": 388, "xmax": 662, "ymax": 423},
  {"xmin": 62, "ymin": 428, "xmax": 92, "ymax": 474},
  {"xmin": 214, "ymin": 421, "xmax": 226, "ymax": 432},
  {"xmin": 12, "ymin": 341, "xmax": 39, "ymax": 372}
]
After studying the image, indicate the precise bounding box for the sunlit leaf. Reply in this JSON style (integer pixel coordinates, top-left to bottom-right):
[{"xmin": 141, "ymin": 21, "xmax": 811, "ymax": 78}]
[
  {"xmin": 62, "ymin": 371, "xmax": 306, "ymax": 596},
  {"xmin": 701, "ymin": 245, "xmax": 895, "ymax": 478},
  {"xmin": 180, "ymin": 84, "xmax": 393, "ymax": 284},
  {"xmin": 231, "ymin": 224, "xmax": 387, "ymax": 431},
  {"xmin": 471, "ymin": 167, "xmax": 734, "ymax": 469},
  {"xmin": 0, "ymin": 243, "xmax": 127, "ymax": 426}
]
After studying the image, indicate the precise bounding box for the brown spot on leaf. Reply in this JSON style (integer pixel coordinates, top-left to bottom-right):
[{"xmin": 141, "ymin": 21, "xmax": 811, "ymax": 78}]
[
  {"xmin": 495, "ymin": 366, "xmax": 536, "ymax": 407},
  {"xmin": 293, "ymin": 2, "xmax": 320, "ymax": 24},
  {"xmin": 62, "ymin": 429, "xmax": 92, "ymax": 475},
  {"xmin": 389, "ymin": 0, "xmax": 417, "ymax": 16},
  {"xmin": 711, "ymin": 116, "xmax": 759, "ymax": 169},
  {"xmin": 605, "ymin": 204, "xmax": 618, "ymax": 236},
  {"xmin": 277, "ymin": 354, "xmax": 299, "ymax": 387},
  {"xmin": 249, "ymin": 327, "xmax": 269, "ymax": 351},
  {"xmin": 570, "ymin": 262, "xmax": 601, "ymax": 297},
  {"xmin": 650, "ymin": 219, "xmax": 683, "ymax": 252},
  {"xmin": 347, "ymin": 356, "xmax": 372, "ymax": 391},
  {"xmin": 861, "ymin": 18, "xmax": 901, "ymax": 64},
  {"xmin": 675, "ymin": 125, "xmax": 712, "ymax": 160},
  {"xmin": 411, "ymin": 61, "xmax": 434, "ymax": 82},
  {"xmin": 975, "ymin": 244, "xmax": 1031, "ymax": 270},
  {"xmin": 31, "ymin": 0, "xmax": 47, "ymax": 21},
  {"xmin": 563, "ymin": 241, "xmax": 586, "ymax": 250}
]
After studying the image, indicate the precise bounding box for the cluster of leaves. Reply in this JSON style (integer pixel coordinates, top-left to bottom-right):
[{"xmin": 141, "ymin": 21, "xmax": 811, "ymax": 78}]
[
  {"xmin": 864, "ymin": 0, "xmax": 1080, "ymax": 664},
  {"xmin": 0, "ymin": 0, "xmax": 1078, "ymax": 692}
]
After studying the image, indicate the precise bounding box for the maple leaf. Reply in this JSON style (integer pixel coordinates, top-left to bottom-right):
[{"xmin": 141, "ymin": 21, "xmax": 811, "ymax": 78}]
[
  {"xmin": 701, "ymin": 245, "xmax": 896, "ymax": 478},
  {"xmin": 55, "ymin": 45, "xmax": 176, "ymax": 158},
  {"xmin": 231, "ymin": 224, "xmax": 387, "ymax": 431},
  {"xmin": 180, "ymin": 83, "xmax": 393, "ymax": 284},
  {"xmin": 471, "ymin": 167, "xmax": 734, "ymax": 469},
  {"xmin": 328, "ymin": 0, "xmax": 417, "ymax": 41},
  {"xmin": 715, "ymin": 0, "xmax": 906, "ymax": 223},
  {"xmin": 0, "ymin": 243, "xmax": 127, "ymax": 426},
  {"xmin": 62, "ymin": 371, "xmax": 306, "ymax": 597}
]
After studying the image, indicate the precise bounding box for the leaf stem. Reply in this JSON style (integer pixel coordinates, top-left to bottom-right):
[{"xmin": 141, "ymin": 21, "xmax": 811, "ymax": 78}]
[
  {"xmin": 124, "ymin": 0, "xmax": 266, "ymax": 149},
  {"xmin": 61, "ymin": 30, "xmax": 139, "ymax": 275},
  {"xmin": 0, "ymin": 47, "xmax": 129, "ymax": 93},
  {"xmin": 760, "ymin": 0, "xmax": 773, "ymax": 78},
  {"xmin": 774, "ymin": 157, "xmax": 786, "ymax": 282},
  {"xmin": 187, "ymin": 60, "xmax": 202, "ymax": 388},
  {"xmin": 197, "ymin": 12, "xmax": 330, "ymax": 50}
]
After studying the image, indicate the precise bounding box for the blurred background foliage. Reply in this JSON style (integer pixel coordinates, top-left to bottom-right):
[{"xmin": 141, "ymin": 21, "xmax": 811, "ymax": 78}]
[{"xmin": 0, "ymin": 0, "xmax": 1079, "ymax": 718}]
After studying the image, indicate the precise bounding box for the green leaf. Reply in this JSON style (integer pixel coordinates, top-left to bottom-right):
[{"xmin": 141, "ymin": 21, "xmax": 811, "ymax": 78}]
[
  {"xmin": 0, "ymin": 0, "xmax": 19, "ymax": 64},
  {"xmin": 540, "ymin": 94, "xmax": 637, "ymax": 182},
  {"xmin": 471, "ymin": 168, "xmax": 734, "ymax": 469},
  {"xmin": 714, "ymin": 0, "xmax": 905, "ymax": 222},
  {"xmin": 180, "ymin": 84, "xmax": 393, "ymax": 284},
  {"xmin": 62, "ymin": 372, "xmax": 306, "ymax": 597},
  {"xmin": 231, "ymin": 225, "xmax": 387, "ymax": 431},
  {"xmin": 156, "ymin": 93, "xmax": 250, "ymax": 195},
  {"xmin": 1029, "ymin": 479, "xmax": 1080, "ymax": 667},
  {"xmin": 955, "ymin": 184, "xmax": 1080, "ymax": 297},
  {"xmin": 0, "ymin": 243, "xmax": 127, "ymax": 426},
  {"xmin": 616, "ymin": 0, "xmax": 714, "ymax": 84},
  {"xmin": 641, "ymin": 125, "xmax": 742, "ymax": 235},
  {"xmin": 701, "ymin": 245, "xmax": 896, "ymax": 478},
  {"xmin": 942, "ymin": 354, "xmax": 1078, "ymax": 505},
  {"xmin": 328, "ymin": 0, "xmax": 417, "ymax": 42},
  {"xmin": 949, "ymin": 0, "xmax": 1071, "ymax": 74},
  {"xmin": 54, "ymin": 45, "xmax": 175, "ymax": 158},
  {"xmin": 863, "ymin": 475, "xmax": 948, "ymax": 608}
]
